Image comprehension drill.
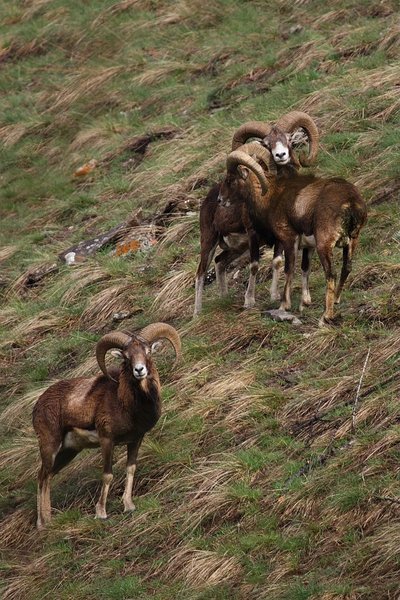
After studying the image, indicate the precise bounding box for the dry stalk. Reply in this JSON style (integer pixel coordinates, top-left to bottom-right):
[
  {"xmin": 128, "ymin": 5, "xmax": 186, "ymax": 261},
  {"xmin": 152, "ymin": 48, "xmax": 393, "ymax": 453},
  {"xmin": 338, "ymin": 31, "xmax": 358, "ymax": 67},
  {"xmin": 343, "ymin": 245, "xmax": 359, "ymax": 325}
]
[{"xmin": 351, "ymin": 346, "xmax": 371, "ymax": 434}]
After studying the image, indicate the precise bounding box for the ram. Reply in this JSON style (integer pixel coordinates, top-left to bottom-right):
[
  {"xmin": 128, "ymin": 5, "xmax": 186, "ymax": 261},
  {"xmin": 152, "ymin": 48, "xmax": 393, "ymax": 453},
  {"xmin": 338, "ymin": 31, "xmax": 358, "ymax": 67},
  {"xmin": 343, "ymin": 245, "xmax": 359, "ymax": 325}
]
[
  {"xmin": 32, "ymin": 322, "xmax": 180, "ymax": 529},
  {"xmin": 194, "ymin": 112, "xmax": 319, "ymax": 315},
  {"xmin": 219, "ymin": 132, "xmax": 367, "ymax": 324}
]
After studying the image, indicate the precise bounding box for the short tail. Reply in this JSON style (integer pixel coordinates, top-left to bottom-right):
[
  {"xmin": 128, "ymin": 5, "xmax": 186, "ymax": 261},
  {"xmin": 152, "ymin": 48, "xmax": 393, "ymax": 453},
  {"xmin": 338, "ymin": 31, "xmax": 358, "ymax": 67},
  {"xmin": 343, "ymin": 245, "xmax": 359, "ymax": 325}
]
[{"xmin": 345, "ymin": 197, "xmax": 368, "ymax": 239}]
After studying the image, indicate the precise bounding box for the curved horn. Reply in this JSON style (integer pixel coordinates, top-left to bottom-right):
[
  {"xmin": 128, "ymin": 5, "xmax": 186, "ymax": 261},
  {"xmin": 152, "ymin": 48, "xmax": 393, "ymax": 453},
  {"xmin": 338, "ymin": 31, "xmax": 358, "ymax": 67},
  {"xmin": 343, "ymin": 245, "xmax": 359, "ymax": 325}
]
[
  {"xmin": 140, "ymin": 322, "xmax": 181, "ymax": 360},
  {"xmin": 237, "ymin": 141, "xmax": 271, "ymax": 170},
  {"xmin": 96, "ymin": 331, "xmax": 132, "ymax": 379},
  {"xmin": 226, "ymin": 150, "xmax": 269, "ymax": 195},
  {"xmin": 275, "ymin": 111, "xmax": 319, "ymax": 166},
  {"xmin": 232, "ymin": 121, "xmax": 273, "ymax": 151}
]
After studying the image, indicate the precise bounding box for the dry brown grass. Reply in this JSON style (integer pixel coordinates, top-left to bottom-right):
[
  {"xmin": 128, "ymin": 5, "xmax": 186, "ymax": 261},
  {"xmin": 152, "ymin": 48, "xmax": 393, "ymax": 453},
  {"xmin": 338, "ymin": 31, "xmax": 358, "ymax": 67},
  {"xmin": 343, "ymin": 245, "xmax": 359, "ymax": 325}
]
[
  {"xmin": 0, "ymin": 245, "xmax": 18, "ymax": 262},
  {"xmin": 152, "ymin": 267, "xmax": 195, "ymax": 320},
  {"xmin": 2, "ymin": 553, "xmax": 57, "ymax": 600},
  {"xmin": 281, "ymin": 329, "xmax": 400, "ymax": 447},
  {"xmin": 0, "ymin": 431, "xmax": 38, "ymax": 485},
  {"xmin": 0, "ymin": 312, "xmax": 64, "ymax": 351},
  {"xmin": 68, "ymin": 126, "xmax": 117, "ymax": 153},
  {"xmin": 162, "ymin": 545, "xmax": 242, "ymax": 588},
  {"xmin": 60, "ymin": 263, "xmax": 110, "ymax": 306},
  {"xmin": 349, "ymin": 262, "xmax": 400, "ymax": 290},
  {"xmin": 0, "ymin": 307, "xmax": 18, "ymax": 328},
  {"xmin": 91, "ymin": 0, "xmax": 143, "ymax": 27},
  {"xmin": 67, "ymin": 354, "xmax": 99, "ymax": 378},
  {"xmin": 45, "ymin": 67, "xmax": 125, "ymax": 112},
  {"xmin": 80, "ymin": 281, "xmax": 135, "ymax": 330},
  {"xmin": 157, "ymin": 213, "xmax": 198, "ymax": 248},
  {"xmin": 298, "ymin": 63, "xmax": 400, "ymax": 132},
  {"xmin": 170, "ymin": 454, "xmax": 248, "ymax": 533},
  {"xmin": 187, "ymin": 307, "xmax": 273, "ymax": 355},
  {"xmin": 0, "ymin": 125, "xmax": 29, "ymax": 147},
  {"xmin": 1, "ymin": 2, "xmax": 399, "ymax": 598},
  {"xmin": 9, "ymin": 262, "xmax": 58, "ymax": 297},
  {"xmin": 0, "ymin": 508, "xmax": 36, "ymax": 550},
  {"xmin": 277, "ymin": 41, "xmax": 327, "ymax": 76},
  {"xmin": 0, "ymin": 384, "xmax": 52, "ymax": 431},
  {"xmin": 182, "ymin": 365, "xmax": 256, "ymax": 422},
  {"xmin": 344, "ymin": 521, "xmax": 400, "ymax": 592}
]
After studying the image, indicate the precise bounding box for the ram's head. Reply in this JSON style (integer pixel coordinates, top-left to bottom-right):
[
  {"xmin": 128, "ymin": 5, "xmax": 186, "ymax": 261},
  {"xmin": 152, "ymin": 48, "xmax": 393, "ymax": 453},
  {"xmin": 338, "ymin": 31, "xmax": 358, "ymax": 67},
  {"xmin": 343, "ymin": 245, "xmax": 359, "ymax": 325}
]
[
  {"xmin": 231, "ymin": 111, "xmax": 319, "ymax": 170},
  {"xmin": 96, "ymin": 323, "xmax": 181, "ymax": 382}
]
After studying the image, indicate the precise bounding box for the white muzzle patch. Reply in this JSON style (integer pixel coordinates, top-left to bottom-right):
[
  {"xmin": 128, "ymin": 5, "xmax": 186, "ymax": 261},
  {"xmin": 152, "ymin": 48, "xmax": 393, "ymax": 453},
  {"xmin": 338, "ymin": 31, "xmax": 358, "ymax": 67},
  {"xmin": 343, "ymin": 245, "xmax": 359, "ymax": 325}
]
[
  {"xmin": 133, "ymin": 363, "xmax": 148, "ymax": 380},
  {"xmin": 272, "ymin": 141, "xmax": 290, "ymax": 165}
]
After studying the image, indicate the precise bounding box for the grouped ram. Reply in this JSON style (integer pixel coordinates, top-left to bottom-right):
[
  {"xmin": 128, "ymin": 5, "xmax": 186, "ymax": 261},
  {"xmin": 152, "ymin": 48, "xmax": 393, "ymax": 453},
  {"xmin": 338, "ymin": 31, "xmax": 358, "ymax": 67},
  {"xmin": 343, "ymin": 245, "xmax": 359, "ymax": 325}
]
[
  {"xmin": 32, "ymin": 323, "xmax": 180, "ymax": 529},
  {"xmin": 194, "ymin": 111, "xmax": 319, "ymax": 315},
  {"xmin": 218, "ymin": 127, "xmax": 368, "ymax": 324}
]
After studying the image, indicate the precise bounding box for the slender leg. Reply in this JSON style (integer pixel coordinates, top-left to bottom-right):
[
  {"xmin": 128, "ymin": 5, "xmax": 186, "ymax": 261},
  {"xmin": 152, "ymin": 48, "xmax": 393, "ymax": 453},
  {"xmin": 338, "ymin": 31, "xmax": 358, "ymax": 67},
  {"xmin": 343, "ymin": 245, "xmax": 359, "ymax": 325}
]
[
  {"xmin": 270, "ymin": 243, "xmax": 283, "ymax": 302},
  {"xmin": 36, "ymin": 439, "xmax": 61, "ymax": 530},
  {"xmin": 244, "ymin": 231, "xmax": 260, "ymax": 309},
  {"xmin": 37, "ymin": 468, "xmax": 52, "ymax": 530},
  {"xmin": 215, "ymin": 250, "xmax": 230, "ymax": 296},
  {"xmin": 299, "ymin": 247, "xmax": 314, "ymax": 312},
  {"xmin": 215, "ymin": 246, "xmax": 245, "ymax": 297},
  {"xmin": 95, "ymin": 438, "xmax": 114, "ymax": 519},
  {"xmin": 194, "ymin": 240, "xmax": 218, "ymax": 315},
  {"xmin": 335, "ymin": 239, "xmax": 356, "ymax": 304},
  {"xmin": 279, "ymin": 238, "xmax": 297, "ymax": 311},
  {"xmin": 316, "ymin": 240, "xmax": 337, "ymax": 325},
  {"xmin": 194, "ymin": 274, "xmax": 206, "ymax": 315},
  {"xmin": 122, "ymin": 436, "xmax": 144, "ymax": 512}
]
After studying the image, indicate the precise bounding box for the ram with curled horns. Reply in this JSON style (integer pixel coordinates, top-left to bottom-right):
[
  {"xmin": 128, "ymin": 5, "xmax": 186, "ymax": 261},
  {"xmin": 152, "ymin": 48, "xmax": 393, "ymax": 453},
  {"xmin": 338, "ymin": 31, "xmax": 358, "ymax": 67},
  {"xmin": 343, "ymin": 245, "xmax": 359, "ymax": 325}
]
[
  {"xmin": 32, "ymin": 322, "xmax": 181, "ymax": 529},
  {"xmin": 219, "ymin": 133, "xmax": 367, "ymax": 324},
  {"xmin": 194, "ymin": 111, "xmax": 319, "ymax": 315}
]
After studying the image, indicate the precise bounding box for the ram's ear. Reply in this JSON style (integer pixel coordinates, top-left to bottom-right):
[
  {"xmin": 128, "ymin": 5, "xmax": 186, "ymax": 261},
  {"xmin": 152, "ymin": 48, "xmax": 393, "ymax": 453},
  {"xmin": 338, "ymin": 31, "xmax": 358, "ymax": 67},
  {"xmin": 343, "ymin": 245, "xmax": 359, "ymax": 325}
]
[
  {"xmin": 150, "ymin": 341, "xmax": 163, "ymax": 354},
  {"xmin": 110, "ymin": 349, "xmax": 125, "ymax": 359},
  {"xmin": 262, "ymin": 136, "xmax": 271, "ymax": 150},
  {"xmin": 238, "ymin": 165, "xmax": 249, "ymax": 180}
]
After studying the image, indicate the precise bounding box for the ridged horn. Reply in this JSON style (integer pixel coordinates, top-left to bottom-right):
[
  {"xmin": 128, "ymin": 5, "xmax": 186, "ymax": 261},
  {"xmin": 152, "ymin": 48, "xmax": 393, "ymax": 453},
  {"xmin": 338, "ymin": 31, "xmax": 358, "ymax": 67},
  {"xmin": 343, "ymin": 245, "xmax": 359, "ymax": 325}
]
[
  {"xmin": 232, "ymin": 121, "xmax": 273, "ymax": 151},
  {"xmin": 236, "ymin": 141, "xmax": 271, "ymax": 169},
  {"xmin": 275, "ymin": 111, "xmax": 319, "ymax": 166},
  {"xmin": 139, "ymin": 322, "xmax": 181, "ymax": 360},
  {"xmin": 96, "ymin": 331, "xmax": 132, "ymax": 379},
  {"xmin": 226, "ymin": 150, "xmax": 269, "ymax": 195}
]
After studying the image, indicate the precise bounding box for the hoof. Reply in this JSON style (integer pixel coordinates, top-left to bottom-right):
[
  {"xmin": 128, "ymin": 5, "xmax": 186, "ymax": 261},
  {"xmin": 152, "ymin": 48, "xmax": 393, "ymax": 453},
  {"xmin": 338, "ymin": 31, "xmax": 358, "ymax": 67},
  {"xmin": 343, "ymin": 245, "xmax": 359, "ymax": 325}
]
[
  {"xmin": 299, "ymin": 301, "xmax": 311, "ymax": 313},
  {"xmin": 301, "ymin": 297, "xmax": 312, "ymax": 308},
  {"xmin": 123, "ymin": 504, "xmax": 136, "ymax": 513},
  {"xmin": 95, "ymin": 505, "xmax": 108, "ymax": 520},
  {"xmin": 318, "ymin": 313, "xmax": 342, "ymax": 327},
  {"xmin": 243, "ymin": 302, "xmax": 255, "ymax": 310}
]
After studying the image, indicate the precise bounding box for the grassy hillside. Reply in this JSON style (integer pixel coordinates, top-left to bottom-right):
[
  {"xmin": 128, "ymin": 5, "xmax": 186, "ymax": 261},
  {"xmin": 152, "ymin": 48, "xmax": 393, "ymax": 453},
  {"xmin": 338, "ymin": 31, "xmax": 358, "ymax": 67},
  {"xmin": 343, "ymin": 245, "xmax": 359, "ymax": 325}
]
[{"xmin": 0, "ymin": 1, "xmax": 399, "ymax": 598}]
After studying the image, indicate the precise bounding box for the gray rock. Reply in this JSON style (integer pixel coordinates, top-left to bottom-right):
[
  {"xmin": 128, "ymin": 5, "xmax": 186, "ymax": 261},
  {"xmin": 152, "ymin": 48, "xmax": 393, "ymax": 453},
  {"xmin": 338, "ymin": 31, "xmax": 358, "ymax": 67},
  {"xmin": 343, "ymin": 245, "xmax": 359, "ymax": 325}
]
[{"xmin": 265, "ymin": 309, "xmax": 302, "ymax": 326}]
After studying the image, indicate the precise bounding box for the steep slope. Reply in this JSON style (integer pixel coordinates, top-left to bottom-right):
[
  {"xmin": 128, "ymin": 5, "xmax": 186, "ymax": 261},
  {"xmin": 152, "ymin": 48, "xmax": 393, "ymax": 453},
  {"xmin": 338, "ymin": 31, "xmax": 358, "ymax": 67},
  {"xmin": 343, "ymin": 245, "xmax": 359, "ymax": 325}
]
[{"xmin": 0, "ymin": 1, "xmax": 399, "ymax": 599}]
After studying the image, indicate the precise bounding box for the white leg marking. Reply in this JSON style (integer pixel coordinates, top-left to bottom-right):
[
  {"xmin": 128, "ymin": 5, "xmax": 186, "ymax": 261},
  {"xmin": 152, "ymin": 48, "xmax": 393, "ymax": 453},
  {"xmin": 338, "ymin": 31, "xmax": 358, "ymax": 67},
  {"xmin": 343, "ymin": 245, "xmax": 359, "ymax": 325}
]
[
  {"xmin": 95, "ymin": 473, "xmax": 113, "ymax": 520},
  {"xmin": 37, "ymin": 476, "xmax": 52, "ymax": 529},
  {"xmin": 299, "ymin": 272, "xmax": 312, "ymax": 312},
  {"xmin": 194, "ymin": 275, "xmax": 205, "ymax": 315},
  {"xmin": 280, "ymin": 272, "xmax": 292, "ymax": 311},
  {"xmin": 270, "ymin": 256, "xmax": 283, "ymax": 301},
  {"xmin": 244, "ymin": 261, "xmax": 258, "ymax": 308},
  {"xmin": 122, "ymin": 465, "xmax": 137, "ymax": 512}
]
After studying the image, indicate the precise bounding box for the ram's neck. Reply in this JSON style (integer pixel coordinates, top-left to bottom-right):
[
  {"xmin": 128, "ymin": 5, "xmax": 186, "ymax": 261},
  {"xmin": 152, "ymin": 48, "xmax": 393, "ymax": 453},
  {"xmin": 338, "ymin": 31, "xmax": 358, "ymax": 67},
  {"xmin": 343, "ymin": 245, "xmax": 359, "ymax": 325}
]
[
  {"xmin": 118, "ymin": 366, "xmax": 161, "ymax": 416},
  {"xmin": 244, "ymin": 173, "xmax": 278, "ymax": 237}
]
